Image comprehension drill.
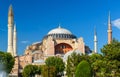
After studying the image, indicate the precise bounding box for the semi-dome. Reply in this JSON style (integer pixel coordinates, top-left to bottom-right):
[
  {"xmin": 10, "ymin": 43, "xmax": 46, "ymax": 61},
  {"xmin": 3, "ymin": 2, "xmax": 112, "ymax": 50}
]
[
  {"xmin": 44, "ymin": 25, "xmax": 77, "ymax": 39},
  {"xmin": 48, "ymin": 26, "xmax": 72, "ymax": 35}
]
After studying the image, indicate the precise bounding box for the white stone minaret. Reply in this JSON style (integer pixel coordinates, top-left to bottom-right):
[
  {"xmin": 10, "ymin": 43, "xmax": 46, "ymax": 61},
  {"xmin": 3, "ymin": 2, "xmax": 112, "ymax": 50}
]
[
  {"xmin": 107, "ymin": 12, "xmax": 112, "ymax": 44},
  {"xmin": 13, "ymin": 24, "xmax": 17, "ymax": 56},
  {"xmin": 94, "ymin": 28, "xmax": 98, "ymax": 53},
  {"xmin": 7, "ymin": 5, "xmax": 14, "ymax": 56}
]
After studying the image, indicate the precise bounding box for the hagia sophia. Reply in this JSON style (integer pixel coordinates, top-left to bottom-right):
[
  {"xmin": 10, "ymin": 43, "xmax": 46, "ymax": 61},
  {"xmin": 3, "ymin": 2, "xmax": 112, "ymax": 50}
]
[{"xmin": 6, "ymin": 5, "xmax": 112, "ymax": 77}]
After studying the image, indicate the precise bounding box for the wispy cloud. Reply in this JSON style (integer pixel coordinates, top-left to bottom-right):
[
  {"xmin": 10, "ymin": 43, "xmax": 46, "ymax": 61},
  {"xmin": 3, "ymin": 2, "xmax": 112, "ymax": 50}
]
[
  {"xmin": 112, "ymin": 18, "xmax": 120, "ymax": 29},
  {"xmin": 21, "ymin": 41, "xmax": 30, "ymax": 44}
]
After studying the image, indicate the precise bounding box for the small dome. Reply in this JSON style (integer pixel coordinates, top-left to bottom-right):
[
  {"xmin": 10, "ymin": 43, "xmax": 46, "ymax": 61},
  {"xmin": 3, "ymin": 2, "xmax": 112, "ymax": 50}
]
[{"xmin": 48, "ymin": 26, "xmax": 72, "ymax": 35}]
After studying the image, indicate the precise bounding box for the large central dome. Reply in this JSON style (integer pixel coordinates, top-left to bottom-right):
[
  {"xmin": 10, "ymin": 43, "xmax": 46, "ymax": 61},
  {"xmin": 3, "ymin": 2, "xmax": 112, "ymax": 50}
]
[
  {"xmin": 48, "ymin": 26, "xmax": 72, "ymax": 35},
  {"xmin": 44, "ymin": 26, "xmax": 76, "ymax": 39}
]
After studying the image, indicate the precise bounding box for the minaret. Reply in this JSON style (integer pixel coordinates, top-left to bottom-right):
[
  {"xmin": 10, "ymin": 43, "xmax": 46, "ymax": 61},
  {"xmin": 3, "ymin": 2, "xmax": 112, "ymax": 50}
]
[
  {"xmin": 13, "ymin": 24, "xmax": 17, "ymax": 56},
  {"xmin": 7, "ymin": 5, "xmax": 14, "ymax": 56},
  {"xmin": 94, "ymin": 28, "xmax": 98, "ymax": 53},
  {"xmin": 107, "ymin": 12, "xmax": 112, "ymax": 44}
]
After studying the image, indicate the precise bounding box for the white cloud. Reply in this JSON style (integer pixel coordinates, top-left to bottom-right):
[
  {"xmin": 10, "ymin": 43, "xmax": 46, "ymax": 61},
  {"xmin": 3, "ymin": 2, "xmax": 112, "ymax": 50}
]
[
  {"xmin": 112, "ymin": 18, "xmax": 120, "ymax": 29},
  {"xmin": 21, "ymin": 41, "xmax": 29, "ymax": 44}
]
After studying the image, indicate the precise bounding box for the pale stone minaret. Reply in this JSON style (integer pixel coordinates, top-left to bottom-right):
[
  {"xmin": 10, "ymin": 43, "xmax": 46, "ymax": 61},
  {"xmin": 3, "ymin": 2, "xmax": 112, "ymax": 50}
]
[
  {"xmin": 13, "ymin": 24, "xmax": 17, "ymax": 56},
  {"xmin": 7, "ymin": 5, "xmax": 14, "ymax": 56},
  {"xmin": 94, "ymin": 28, "xmax": 98, "ymax": 53},
  {"xmin": 107, "ymin": 12, "xmax": 112, "ymax": 44}
]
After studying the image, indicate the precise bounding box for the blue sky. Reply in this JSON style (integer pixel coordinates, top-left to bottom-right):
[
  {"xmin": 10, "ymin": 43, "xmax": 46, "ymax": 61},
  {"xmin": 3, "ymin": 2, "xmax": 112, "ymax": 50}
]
[{"xmin": 0, "ymin": 0, "xmax": 120, "ymax": 55}]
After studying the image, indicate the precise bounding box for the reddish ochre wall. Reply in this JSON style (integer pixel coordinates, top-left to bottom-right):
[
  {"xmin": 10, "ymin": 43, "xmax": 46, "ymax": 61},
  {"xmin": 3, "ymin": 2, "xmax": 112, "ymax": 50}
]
[{"xmin": 55, "ymin": 43, "xmax": 73, "ymax": 54}]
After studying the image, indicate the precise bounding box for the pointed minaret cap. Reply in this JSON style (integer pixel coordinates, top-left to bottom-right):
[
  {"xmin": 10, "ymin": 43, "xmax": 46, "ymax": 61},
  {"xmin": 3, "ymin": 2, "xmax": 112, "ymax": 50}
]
[
  {"xmin": 8, "ymin": 4, "xmax": 14, "ymax": 16},
  {"xmin": 108, "ymin": 11, "xmax": 111, "ymax": 30}
]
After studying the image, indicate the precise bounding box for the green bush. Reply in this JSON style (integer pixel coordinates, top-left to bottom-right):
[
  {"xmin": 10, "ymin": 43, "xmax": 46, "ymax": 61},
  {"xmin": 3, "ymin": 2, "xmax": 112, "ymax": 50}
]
[{"xmin": 75, "ymin": 60, "xmax": 92, "ymax": 77}]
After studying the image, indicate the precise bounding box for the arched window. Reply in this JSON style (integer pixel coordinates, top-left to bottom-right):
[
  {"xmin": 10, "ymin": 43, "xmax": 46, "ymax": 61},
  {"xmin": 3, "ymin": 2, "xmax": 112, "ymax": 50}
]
[{"xmin": 55, "ymin": 43, "xmax": 73, "ymax": 55}]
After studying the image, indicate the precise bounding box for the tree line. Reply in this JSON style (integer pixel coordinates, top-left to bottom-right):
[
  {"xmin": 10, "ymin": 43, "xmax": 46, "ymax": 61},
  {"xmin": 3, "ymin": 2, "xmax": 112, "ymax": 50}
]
[{"xmin": 67, "ymin": 39, "xmax": 120, "ymax": 77}]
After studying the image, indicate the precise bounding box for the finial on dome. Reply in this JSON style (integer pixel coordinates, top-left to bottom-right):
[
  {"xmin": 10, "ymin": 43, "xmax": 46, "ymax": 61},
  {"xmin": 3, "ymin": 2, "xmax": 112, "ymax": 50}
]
[{"xmin": 58, "ymin": 24, "xmax": 61, "ymax": 28}]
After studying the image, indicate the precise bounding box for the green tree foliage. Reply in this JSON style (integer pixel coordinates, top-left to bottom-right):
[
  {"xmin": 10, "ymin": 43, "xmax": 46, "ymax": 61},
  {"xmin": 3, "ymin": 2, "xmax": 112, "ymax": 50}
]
[
  {"xmin": 66, "ymin": 39, "xmax": 120, "ymax": 77},
  {"xmin": 75, "ymin": 60, "xmax": 92, "ymax": 77},
  {"xmin": 45, "ymin": 56, "xmax": 65, "ymax": 76},
  {"xmin": 66, "ymin": 52, "xmax": 81, "ymax": 77},
  {"xmin": 89, "ymin": 39, "xmax": 120, "ymax": 77},
  {"xmin": 89, "ymin": 53, "xmax": 103, "ymax": 63},
  {"xmin": 41, "ymin": 65, "xmax": 56, "ymax": 77},
  {"xmin": 36, "ymin": 65, "xmax": 42, "ymax": 75},
  {"xmin": 91, "ymin": 59, "xmax": 108, "ymax": 77},
  {"xmin": 0, "ymin": 51, "xmax": 15, "ymax": 73},
  {"xmin": 22, "ymin": 64, "xmax": 37, "ymax": 77},
  {"xmin": 41, "ymin": 65, "xmax": 49, "ymax": 77},
  {"xmin": 22, "ymin": 65, "xmax": 42, "ymax": 77},
  {"xmin": 22, "ymin": 65, "xmax": 55, "ymax": 77},
  {"xmin": 101, "ymin": 39, "xmax": 120, "ymax": 61},
  {"xmin": 89, "ymin": 53, "xmax": 104, "ymax": 76},
  {"xmin": 100, "ymin": 40, "xmax": 120, "ymax": 77},
  {"xmin": 66, "ymin": 52, "xmax": 90, "ymax": 77}
]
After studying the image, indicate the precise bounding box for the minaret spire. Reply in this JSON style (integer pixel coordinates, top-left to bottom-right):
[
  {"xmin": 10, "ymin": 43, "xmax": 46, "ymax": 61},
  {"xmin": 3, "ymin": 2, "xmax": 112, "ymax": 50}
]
[
  {"xmin": 107, "ymin": 11, "xmax": 112, "ymax": 44},
  {"xmin": 108, "ymin": 11, "xmax": 111, "ymax": 30},
  {"xmin": 8, "ymin": 4, "xmax": 14, "ymax": 24},
  {"xmin": 7, "ymin": 5, "xmax": 14, "ymax": 56},
  {"xmin": 13, "ymin": 23, "xmax": 17, "ymax": 56},
  {"xmin": 94, "ymin": 27, "xmax": 98, "ymax": 53}
]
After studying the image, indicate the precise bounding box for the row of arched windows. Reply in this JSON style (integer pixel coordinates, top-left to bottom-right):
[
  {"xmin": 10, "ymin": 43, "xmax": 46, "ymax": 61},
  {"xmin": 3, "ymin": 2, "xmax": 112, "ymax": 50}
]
[{"xmin": 46, "ymin": 34, "xmax": 76, "ymax": 39}]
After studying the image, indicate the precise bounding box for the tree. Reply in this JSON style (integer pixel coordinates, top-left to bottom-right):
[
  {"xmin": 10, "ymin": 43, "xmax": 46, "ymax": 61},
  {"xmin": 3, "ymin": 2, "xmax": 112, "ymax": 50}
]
[
  {"xmin": 22, "ymin": 64, "xmax": 42, "ymax": 77},
  {"xmin": 89, "ymin": 53, "xmax": 104, "ymax": 76},
  {"xmin": 101, "ymin": 40, "xmax": 120, "ymax": 76},
  {"xmin": 89, "ymin": 53, "xmax": 103, "ymax": 63},
  {"xmin": 85, "ymin": 40, "xmax": 120, "ymax": 77},
  {"xmin": 22, "ymin": 64, "xmax": 56, "ymax": 77},
  {"xmin": 66, "ymin": 52, "xmax": 81, "ymax": 77},
  {"xmin": 66, "ymin": 52, "xmax": 89, "ymax": 77},
  {"xmin": 41, "ymin": 65, "xmax": 56, "ymax": 77},
  {"xmin": 101, "ymin": 39, "xmax": 120, "ymax": 61},
  {"xmin": 75, "ymin": 60, "xmax": 92, "ymax": 77},
  {"xmin": 22, "ymin": 64, "xmax": 36, "ymax": 77},
  {"xmin": 0, "ymin": 51, "xmax": 15, "ymax": 73},
  {"xmin": 36, "ymin": 65, "xmax": 42, "ymax": 75},
  {"xmin": 91, "ymin": 59, "xmax": 108, "ymax": 77},
  {"xmin": 45, "ymin": 56, "xmax": 65, "ymax": 77},
  {"xmin": 41, "ymin": 65, "xmax": 49, "ymax": 77}
]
